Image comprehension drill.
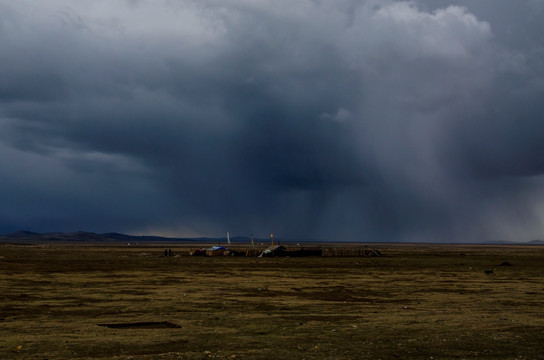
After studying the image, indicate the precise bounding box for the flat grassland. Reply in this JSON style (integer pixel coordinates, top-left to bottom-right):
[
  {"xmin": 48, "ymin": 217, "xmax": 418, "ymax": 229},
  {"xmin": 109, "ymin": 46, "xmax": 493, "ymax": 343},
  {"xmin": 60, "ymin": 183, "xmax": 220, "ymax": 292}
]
[{"xmin": 1, "ymin": 243, "xmax": 543, "ymax": 359}]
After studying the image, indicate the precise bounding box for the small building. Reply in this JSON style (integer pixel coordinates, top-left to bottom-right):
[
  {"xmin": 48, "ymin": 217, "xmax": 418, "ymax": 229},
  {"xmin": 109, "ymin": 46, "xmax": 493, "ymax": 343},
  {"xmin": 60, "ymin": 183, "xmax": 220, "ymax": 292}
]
[
  {"xmin": 260, "ymin": 245, "xmax": 289, "ymax": 257},
  {"xmin": 206, "ymin": 246, "xmax": 227, "ymax": 257}
]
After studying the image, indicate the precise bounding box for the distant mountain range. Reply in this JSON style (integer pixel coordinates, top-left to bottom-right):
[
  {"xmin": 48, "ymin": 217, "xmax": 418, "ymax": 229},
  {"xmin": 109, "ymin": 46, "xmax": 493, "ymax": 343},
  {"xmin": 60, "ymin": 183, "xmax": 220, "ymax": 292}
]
[
  {"xmin": 480, "ymin": 239, "xmax": 544, "ymax": 245},
  {"xmin": 1, "ymin": 230, "xmax": 543, "ymax": 245},
  {"xmin": 0, "ymin": 230, "xmax": 182, "ymax": 243},
  {"xmin": 0, "ymin": 230, "xmax": 280, "ymax": 244}
]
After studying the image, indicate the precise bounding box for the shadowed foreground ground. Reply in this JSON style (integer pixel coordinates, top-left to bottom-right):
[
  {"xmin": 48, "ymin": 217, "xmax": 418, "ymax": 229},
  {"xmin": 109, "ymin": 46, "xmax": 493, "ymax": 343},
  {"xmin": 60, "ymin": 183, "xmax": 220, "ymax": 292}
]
[{"xmin": 1, "ymin": 243, "xmax": 543, "ymax": 359}]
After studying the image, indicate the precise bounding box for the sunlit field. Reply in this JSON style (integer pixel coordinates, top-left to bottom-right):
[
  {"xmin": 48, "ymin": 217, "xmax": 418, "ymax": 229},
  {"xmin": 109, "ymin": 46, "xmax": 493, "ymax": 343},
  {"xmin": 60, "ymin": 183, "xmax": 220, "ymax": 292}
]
[{"xmin": 1, "ymin": 243, "xmax": 543, "ymax": 359}]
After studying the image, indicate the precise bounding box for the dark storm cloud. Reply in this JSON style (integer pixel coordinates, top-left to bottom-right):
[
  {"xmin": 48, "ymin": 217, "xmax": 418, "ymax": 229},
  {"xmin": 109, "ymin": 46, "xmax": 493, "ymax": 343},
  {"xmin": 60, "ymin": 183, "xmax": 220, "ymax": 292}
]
[{"xmin": 1, "ymin": 0, "xmax": 543, "ymax": 241}]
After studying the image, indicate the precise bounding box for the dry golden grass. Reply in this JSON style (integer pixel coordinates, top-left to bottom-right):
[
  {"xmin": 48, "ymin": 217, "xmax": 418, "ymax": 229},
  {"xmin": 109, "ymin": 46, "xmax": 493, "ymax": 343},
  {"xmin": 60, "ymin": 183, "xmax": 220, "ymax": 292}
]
[{"xmin": 1, "ymin": 243, "xmax": 543, "ymax": 359}]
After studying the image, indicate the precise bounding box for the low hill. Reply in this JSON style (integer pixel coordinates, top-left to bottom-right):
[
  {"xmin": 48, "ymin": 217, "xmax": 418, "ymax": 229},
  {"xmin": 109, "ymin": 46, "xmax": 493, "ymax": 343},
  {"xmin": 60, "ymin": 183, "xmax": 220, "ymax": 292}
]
[
  {"xmin": 0, "ymin": 231, "xmax": 278, "ymax": 244},
  {"xmin": 0, "ymin": 230, "xmax": 185, "ymax": 243}
]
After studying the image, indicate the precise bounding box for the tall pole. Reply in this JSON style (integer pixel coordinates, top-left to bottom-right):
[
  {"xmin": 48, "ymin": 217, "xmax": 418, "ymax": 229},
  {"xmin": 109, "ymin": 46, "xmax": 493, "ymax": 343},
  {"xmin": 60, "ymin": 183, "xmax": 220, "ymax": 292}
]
[
  {"xmin": 251, "ymin": 234, "xmax": 255, "ymax": 249},
  {"xmin": 271, "ymin": 233, "xmax": 274, "ymax": 247}
]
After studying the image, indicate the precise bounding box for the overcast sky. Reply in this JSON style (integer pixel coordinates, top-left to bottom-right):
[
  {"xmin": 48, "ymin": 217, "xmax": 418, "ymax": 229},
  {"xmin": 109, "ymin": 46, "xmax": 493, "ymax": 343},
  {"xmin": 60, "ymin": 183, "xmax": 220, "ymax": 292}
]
[{"xmin": 1, "ymin": 0, "xmax": 543, "ymax": 242}]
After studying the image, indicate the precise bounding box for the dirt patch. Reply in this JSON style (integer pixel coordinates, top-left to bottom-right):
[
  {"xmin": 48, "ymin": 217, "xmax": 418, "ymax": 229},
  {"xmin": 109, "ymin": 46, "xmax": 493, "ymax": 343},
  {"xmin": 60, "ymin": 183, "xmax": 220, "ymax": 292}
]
[{"xmin": 97, "ymin": 321, "xmax": 181, "ymax": 329}]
